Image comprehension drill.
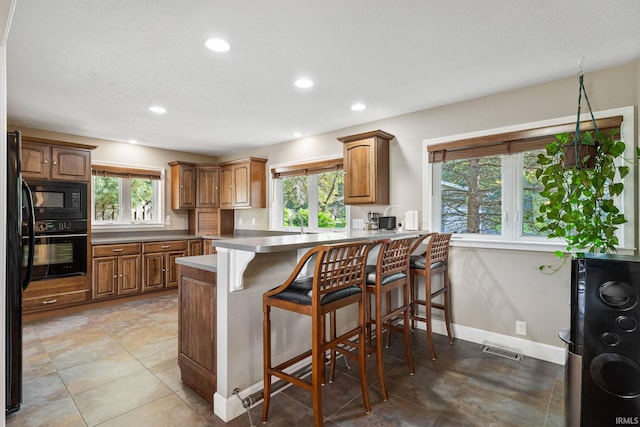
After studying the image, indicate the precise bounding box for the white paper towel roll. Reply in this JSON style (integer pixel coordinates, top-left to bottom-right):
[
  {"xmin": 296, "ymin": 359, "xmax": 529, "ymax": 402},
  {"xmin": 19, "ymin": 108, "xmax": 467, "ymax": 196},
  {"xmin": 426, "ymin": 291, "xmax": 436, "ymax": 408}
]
[{"xmin": 405, "ymin": 210, "xmax": 418, "ymax": 230}]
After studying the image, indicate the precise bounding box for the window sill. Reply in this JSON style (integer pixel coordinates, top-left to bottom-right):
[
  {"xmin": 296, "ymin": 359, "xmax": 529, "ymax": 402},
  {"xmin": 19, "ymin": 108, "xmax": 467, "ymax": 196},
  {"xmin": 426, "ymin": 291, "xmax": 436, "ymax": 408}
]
[
  {"xmin": 449, "ymin": 236, "xmax": 635, "ymax": 255},
  {"xmin": 92, "ymin": 223, "xmax": 167, "ymax": 233}
]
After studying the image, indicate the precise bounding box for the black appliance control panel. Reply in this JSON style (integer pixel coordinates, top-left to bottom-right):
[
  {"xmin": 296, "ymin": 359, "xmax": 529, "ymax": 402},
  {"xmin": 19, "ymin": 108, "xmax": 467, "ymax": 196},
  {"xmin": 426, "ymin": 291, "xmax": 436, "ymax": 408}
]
[{"xmin": 29, "ymin": 219, "xmax": 87, "ymax": 235}]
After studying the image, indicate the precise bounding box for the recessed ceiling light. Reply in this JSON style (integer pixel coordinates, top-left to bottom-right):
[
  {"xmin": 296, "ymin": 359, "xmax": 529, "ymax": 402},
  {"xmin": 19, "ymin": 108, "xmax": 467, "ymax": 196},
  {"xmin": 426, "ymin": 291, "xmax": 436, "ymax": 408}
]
[
  {"xmin": 128, "ymin": 139, "xmax": 138, "ymax": 144},
  {"xmin": 351, "ymin": 103, "xmax": 366, "ymax": 111},
  {"xmin": 149, "ymin": 105, "xmax": 167, "ymax": 114},
  {"xmin": 205, "ymin": 38, "xmax": 231, "ymax": 52},
  {"xmin": 293, "ymin": 132, "xmax": 302, "ymax": 138},
  {"xmin": 294, "ymin": 78, "xmax": 314, "ymax": 89}
]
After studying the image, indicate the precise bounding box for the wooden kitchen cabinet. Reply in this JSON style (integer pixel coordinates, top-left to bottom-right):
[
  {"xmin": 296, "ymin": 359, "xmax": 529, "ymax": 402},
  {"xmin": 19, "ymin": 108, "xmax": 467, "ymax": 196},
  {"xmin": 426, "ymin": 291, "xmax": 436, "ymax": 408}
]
[
  {"xmin": 196, "ymin": 164, "xmax": 220, "ymax": 208},
  {"xmin": 169, "ymin": 162, "xmax": 197, "ymax": 210},
  {"xmin": 188, "ymin": 239, "xmax": 203, "ymax": 256},
  {"xmin": 22, "ymin": 275, "xmax": 90, "ymax": 313},
  {"xmin": 219, "ymin": 157, "xmax": 267, "ymax": 209},
  {"xmin": 337, "ymin": 130, "xmax": 394, "ymax": 205},
  {"xmin": 142, "ymin": 240, "xmax": 188, "ymax": 291},
  {"xmin": 22, "ymin": 139, "xmax": 92, "ymax": 182},
  {"xmin": 177, "ymin": 264, "xmax": 216, "ymax": 402},
  {"xmin": 91, "ymin": 243, "xmax": 142, "ymax": 300},
  {"xmin": 202, "ymin": 238, "xmax": 218, "ymax": 254}
]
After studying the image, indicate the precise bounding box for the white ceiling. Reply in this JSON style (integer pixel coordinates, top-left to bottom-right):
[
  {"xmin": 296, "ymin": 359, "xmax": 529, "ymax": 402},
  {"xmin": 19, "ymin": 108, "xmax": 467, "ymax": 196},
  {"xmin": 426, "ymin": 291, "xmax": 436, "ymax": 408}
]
[{"xmin": 6, "ymin": 1, "xmax": 640, "ymax": 156}]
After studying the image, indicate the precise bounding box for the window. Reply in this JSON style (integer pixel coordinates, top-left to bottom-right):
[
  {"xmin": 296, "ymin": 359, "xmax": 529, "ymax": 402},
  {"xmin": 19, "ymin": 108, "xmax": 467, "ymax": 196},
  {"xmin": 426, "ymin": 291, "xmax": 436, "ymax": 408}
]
[
  {"xmin": 92, "ymin": 164, "xmax": 164, "ymax": 226},
  {"xmin": 426, "ymin": 110, "xmax": 634, "ymax": 249},
  {"xmin": 271, "ymin": 158, "xmax": 346, "ymax": 231}
]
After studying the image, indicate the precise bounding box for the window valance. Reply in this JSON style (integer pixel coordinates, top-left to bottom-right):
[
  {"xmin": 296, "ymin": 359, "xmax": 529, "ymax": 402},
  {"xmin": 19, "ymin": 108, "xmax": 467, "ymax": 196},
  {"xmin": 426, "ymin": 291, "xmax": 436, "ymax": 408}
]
[
  {"xmin": 428, "ymin": 116, "xmax": 623, "ymax": 163},
  {"xmin": 92, "ymin": 164, "xmax": 162, "ymax": 180},
  {"xmin": 271, "ymin": 158, "xmax": 343, "ymax": 179}
]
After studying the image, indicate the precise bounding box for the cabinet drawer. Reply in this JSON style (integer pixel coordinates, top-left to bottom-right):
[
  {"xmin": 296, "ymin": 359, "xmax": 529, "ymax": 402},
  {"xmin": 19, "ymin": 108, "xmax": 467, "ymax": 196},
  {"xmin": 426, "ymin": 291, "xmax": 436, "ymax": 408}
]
[
  {"xmin": 143, "ymin": 240, "xmax": 188, "ymax": 253},
  {"xmin": 23, "ymin": 290, "xmax": 88, "ymax": 311},
  {"xmin": 23, "ymin": 275, "xmax": 87, "ymax": 298},
  {"xmin": 93, "ymin": 243, "xmax": 141, "ymax": 257}
]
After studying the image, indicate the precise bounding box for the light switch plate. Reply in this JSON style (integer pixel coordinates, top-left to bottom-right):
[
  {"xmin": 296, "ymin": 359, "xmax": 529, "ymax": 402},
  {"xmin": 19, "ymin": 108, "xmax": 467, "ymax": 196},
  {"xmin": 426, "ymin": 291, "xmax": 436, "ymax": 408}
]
[{"xmin": 352, "ymin": 219, "xmax": 364, "ymax": 229}]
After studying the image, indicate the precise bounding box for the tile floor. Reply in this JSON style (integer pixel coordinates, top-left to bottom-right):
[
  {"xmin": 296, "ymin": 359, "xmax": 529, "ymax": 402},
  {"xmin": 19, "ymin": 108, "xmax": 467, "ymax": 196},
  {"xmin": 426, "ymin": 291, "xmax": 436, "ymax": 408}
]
[{"xmin": 8, "ymin": 292, "xmax": 565, "ymax": 426}]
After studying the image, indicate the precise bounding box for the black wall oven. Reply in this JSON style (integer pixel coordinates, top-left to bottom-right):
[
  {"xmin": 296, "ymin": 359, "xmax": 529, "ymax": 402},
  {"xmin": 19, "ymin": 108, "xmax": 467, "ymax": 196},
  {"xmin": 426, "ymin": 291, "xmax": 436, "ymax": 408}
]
[
  {"xmin": 24, "ymin": 179, "xmax": 89, "ymax": 281},
  {"xmin": 25, "ymin": 221, "xmax": 87, "ymax": 280}
]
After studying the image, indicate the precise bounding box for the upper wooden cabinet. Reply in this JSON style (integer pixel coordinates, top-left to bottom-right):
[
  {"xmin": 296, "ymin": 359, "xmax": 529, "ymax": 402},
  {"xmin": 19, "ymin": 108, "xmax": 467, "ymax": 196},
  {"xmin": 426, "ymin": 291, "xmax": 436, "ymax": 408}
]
[
  {"xmin": 219, "ymin": 157, "xmax": 267, "ymax": 209},
  {"xmin": 22, "ymin": 139, "xmax": 92, "ymax": 182},
  {"xmin": 337, "ymin": 130, "xmax": 394, "ymax": 205},
  {"xmin": 169, "ymin": 162, "xmax": 197, "ymax": 210},
  {"xmin": 196, "ymin": 165, "xmax": 220, "ymax": 208}
]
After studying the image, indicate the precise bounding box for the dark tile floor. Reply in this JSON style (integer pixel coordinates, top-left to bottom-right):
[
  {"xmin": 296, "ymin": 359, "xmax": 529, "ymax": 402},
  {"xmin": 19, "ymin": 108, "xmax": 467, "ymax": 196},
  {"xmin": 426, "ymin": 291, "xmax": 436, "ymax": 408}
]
[{"xmin": 7, "ymin": 293, "xmax": 565, "ymax": 426}]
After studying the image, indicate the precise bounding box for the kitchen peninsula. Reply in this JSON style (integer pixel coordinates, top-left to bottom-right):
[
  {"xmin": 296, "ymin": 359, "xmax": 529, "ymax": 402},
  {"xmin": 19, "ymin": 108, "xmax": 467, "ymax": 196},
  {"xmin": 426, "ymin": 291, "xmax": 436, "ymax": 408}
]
[{"xmin": 175, "ymin": 229, "xmax": 426, "ymax": 422}]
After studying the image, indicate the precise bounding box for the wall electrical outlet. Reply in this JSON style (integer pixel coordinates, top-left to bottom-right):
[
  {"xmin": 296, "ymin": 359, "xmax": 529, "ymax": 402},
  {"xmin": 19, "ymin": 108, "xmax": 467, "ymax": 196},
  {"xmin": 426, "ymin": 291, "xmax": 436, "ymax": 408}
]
[
  {"xmin": 516, "ymin": 320, "xmax": 527, "ymax": 336},
  {"xmin": 352, "ymin": 218, "xmax": 364, "ymax": 229}
]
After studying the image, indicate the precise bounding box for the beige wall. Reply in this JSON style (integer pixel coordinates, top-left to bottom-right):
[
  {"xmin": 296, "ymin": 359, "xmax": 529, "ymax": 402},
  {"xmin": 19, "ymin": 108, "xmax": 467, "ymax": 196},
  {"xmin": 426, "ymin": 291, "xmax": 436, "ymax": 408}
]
[
  {"xmin": 223, "ymin": 60, "xmax": 640, "ymax": 349},
  {"xmin": 7, "ymin": 126, "xmax": 217, "ymax": 231}
]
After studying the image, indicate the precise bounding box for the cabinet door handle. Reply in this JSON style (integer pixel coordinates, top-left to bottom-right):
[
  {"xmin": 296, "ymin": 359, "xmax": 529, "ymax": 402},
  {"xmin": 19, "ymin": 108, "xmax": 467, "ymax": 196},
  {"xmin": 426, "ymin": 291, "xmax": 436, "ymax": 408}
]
[
  {"xmin": 42, "ymin": 299, "xmax": 58, "ymax": 305},
  {"xmin": 113, "ymin": 275, "xmax": 118, "ymax": 279},
  {"xmin": 112, "ymin": 248, "xmax": 124, "ymax": 252},
  {"xmin": 119, "ymin": 274, "xmax": 123, "ymax": 278},
  {"xmin": 161, "ymin": 245, "xmax": 171, "ymax": 249},
  {"xmin": 44, "ymin": 160, "xmax": 48, "ymax": 164}
]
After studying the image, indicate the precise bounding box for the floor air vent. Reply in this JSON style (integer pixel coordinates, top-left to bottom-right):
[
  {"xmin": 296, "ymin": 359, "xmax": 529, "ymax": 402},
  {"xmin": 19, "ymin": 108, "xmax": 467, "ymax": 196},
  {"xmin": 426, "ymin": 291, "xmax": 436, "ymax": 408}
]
[{"xmin": 481, "ymin": 344, "xmax": 523, "ymax": 361}]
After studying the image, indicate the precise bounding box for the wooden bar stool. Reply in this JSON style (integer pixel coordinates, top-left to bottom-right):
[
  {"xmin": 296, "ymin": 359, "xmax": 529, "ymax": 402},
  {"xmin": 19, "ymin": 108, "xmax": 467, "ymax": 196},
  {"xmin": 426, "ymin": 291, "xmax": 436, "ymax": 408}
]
[
  {"xmin": 364, "ymin": 235, "xmax": 428, "ymax": 401},
  {"xmin": 409, "ymin": 232, "xmax": 453, "ymax": 360},
  {"xmin": 262, "ymin": 240, "xmax": 374, "ymax": 427}
]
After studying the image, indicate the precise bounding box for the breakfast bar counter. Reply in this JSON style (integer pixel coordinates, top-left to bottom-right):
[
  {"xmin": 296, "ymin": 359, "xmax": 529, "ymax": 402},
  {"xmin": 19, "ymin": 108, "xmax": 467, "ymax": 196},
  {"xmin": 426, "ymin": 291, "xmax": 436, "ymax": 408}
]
[{"xmin": 175, "ymin": 229, "xmax": 426, "ymax": 422}]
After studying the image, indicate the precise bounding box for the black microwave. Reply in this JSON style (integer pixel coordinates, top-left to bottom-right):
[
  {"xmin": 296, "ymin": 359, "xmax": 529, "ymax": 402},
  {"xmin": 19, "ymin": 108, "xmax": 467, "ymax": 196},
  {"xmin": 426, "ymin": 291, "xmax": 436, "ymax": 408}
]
[{"xmin": 26, "ymin": 179, "xmax": 88, "ymax": 221}]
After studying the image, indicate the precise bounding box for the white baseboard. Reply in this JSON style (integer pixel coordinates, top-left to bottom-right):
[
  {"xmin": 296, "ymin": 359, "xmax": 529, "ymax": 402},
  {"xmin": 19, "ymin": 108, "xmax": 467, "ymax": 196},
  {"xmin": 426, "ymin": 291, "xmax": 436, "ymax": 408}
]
[
  {"xmin": 213, "ymin": 320, "xmax": 566, "ymax": 422},
  {"xmin": 424, "ymin": 319, "xmax": 566, "ymax": 365}
]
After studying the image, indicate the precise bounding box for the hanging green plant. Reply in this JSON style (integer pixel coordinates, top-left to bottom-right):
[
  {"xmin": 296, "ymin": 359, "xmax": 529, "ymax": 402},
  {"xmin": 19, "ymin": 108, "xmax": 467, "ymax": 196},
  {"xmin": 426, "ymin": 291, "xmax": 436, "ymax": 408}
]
[{"xmin": 534, "ymin": 127, "xmax": 628, "ymax": 257}]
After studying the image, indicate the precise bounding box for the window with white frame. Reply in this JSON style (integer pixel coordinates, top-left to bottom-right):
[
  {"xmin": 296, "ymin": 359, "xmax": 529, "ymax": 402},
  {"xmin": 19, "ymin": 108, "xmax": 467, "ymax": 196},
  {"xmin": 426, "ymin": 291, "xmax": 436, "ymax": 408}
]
[
  {"xmin": 271, "ymin": 158, "xmax": 346, "ymax": 231},
  {"xmin": 92, "ymin": 164, "xmax": 164, "ymax": 226},
  {"xmin": 426, "ymin": 108, "xmax": 634, "ymax": 249}
]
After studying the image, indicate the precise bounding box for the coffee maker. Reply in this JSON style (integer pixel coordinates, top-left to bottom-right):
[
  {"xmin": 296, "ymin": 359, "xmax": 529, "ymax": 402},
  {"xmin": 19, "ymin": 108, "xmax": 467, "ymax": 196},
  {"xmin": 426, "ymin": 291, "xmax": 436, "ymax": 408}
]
[{"xmin": 364, "ymin": 211, "xmax": 379, "ymax": 230}]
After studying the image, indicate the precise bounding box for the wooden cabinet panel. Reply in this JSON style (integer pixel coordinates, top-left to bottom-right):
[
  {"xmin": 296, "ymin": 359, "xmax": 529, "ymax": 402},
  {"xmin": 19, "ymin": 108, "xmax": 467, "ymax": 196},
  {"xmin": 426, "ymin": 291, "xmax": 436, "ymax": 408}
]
[
  {"xmin": 166, "ymin": 251, "xmax": 186, "ymax": 288},
  {"xmin": 178, "ymin": 264, "xmax": 216, "ymax": 402},
  {"xmin": 51, "ymin": 146, "xmax": 91, "ymax": 181},
  {"xmin": 188, "ymin": 239, "xmax": 203, "ymax": 256},
  {"xmin": 21, "ymin": 141, "xmax": 50, "ymax": 179},
  {"xmin": 119, "ymin": 254, "xmax": 142, "ymax": 295},
  {"xmin": 22, "ymin": 275, "xmax": 89, "ymax": 313},
  {"xmin": 196, "ymin": 165, "xmax": 220, "ymax": 208},
  {"xmin": 21, "ymin": 140, "xmax": 91, "ymax": 182},
  {"xmin": 219, "ymin": 167, "xmax": 234, "ymax": 208},
  {"xmin": 143, "ymin": 240, "xmax": 187, "ymax": 253},
  {"xmin": 219, "ymin": 158, "xmax": 267, "ymax": 209},
  {"xmin": 92, "ymin": 256, "xmax": 118, "ymax": 299},
  {"xmin": 92, "ymin": 243, "xmax": 141, "ymax": 257},
  {"xmin": 338, "ymin": 130, "xmax": 393, "ymax": 205},
  {"xmin": 143, "ymin": 253, "xmax": 165, "ymax": 291},
  {"xmin": 170, "ymin": 162, "xmax": 197, "ymax": 209}
]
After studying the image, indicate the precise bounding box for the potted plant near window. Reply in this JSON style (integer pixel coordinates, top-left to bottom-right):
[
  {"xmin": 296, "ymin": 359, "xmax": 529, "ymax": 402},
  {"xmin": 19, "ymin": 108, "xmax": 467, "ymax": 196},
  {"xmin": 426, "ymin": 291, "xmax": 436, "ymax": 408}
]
[{"xmin": 534, "ymin": 127, "xmax": 629, "ymax": 258}]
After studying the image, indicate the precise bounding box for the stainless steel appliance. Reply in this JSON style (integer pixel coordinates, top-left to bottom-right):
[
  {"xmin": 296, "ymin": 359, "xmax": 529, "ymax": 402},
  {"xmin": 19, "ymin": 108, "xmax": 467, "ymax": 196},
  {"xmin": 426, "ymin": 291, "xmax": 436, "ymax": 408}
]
[
  {"xmin": 567, "ymin": 254, "xmax": 640, "ymax": 426},
  {"xmin": 378, "ymin": 216, "xmax": 396, "ymax": 230},
  {"xmin": 6, "ymin": 130, "xmax": 35, "ymax": 416},
  {"xmin": 365, "ymin": 211, "xmax": 379, "ymax": 230}
]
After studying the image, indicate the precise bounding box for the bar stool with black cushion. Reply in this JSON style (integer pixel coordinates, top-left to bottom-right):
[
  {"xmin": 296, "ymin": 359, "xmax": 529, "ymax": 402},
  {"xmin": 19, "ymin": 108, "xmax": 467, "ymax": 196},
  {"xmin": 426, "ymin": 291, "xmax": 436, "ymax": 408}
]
[
  {"xmin": 409, "ymin": 232, "xmax": 453, "ymax": 360},
  {"xmin": 262, "ymin": 240, "xmax": 374, "ymax": 427},
  {"xmin": 364, "ymin": 235, "xmax": 429, "ymax": 401}
]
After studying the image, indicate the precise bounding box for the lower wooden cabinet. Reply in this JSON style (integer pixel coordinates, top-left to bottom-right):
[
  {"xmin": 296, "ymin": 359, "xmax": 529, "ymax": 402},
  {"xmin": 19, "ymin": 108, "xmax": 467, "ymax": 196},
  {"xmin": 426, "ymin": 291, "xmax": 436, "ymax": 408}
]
[
  {"xmin": 23, "ymin": 275, "xmax": 90, "ymax": 313},
  {"xmin": 92, "ymin": 243, "xmax": 142, "ymax": 300},
  {"xmin": 188, "ymin": 239, "xmax": 203, "ymax": 256},
  {"xmin": 177, "ymin": 264, "xmax": 216, "ymax": 402},
  {"xmin": 142, "ymin": 240, "xmax": 188, "ymax": 291}
]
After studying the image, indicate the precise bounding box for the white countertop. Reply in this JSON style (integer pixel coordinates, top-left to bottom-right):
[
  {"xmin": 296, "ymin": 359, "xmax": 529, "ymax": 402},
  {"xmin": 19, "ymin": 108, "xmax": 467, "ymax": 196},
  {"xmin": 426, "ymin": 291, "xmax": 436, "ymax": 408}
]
[
  {"xmin": 175, "ymin": 254, "xmax": 217, "ymax": 272},
  {"xmin": 212, "ymin": 229, "xmax": 427, "ymax": 253}
]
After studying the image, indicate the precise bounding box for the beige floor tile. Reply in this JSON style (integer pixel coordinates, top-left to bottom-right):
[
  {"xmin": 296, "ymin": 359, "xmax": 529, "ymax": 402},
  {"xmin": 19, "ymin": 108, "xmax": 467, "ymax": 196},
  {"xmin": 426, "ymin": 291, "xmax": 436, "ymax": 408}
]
[
  {"xmin": 110, "ymin": 323, "xmax": 177, "ymax": 350},
  {"xmin": 72, "ymin": 369, "xmax": 172, "ymax": 426},
  {"xmin": 148, "ymin": 358, "xmax": 182, "ymax": 391},
  {"xmin": 58, "ymin": 352, "xmax": 147, "ymax": 394},
  {"xmin": 95, "ymin": 393, "xmax": 208, "ymax": 427},
  {"xmin": 48, "ymin": 335, "xmax": 127, "ymax": 371},
  {"xmin": 6, "ymin": 393, "xmax": 87, "ymax": 427},
  {"xmin": 125, "ymin": 335, "xmax": 178, "ymax": 368}
]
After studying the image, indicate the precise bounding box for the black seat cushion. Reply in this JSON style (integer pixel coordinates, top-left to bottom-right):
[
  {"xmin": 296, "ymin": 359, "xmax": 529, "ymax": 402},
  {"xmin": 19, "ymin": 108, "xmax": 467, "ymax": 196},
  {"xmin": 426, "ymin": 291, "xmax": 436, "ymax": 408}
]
[
  {"xmin": 271, "ymin": 276, "xmax": 361, "ymax": 305},
  {"xmin": 409, "ymin": 256, "xmax": 445, "ymax": 270},
  {"xmin": 365, "ymin": 265, "xmax": 406, "ymax": 285}
]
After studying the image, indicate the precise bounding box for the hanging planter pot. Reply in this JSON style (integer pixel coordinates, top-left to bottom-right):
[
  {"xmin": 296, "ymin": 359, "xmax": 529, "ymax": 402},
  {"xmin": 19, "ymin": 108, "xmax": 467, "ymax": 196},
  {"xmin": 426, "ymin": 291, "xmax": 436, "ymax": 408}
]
[{"xmin": 562, "ymin": 139, "xmax": 598, "ymax": 169}]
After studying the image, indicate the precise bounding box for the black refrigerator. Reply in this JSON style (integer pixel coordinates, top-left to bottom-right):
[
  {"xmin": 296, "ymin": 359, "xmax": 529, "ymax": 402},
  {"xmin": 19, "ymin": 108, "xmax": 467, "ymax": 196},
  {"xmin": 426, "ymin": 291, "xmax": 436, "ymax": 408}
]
[{"xmin": 5, "ymin": 130, "xmax": 35, "ymax": 416}]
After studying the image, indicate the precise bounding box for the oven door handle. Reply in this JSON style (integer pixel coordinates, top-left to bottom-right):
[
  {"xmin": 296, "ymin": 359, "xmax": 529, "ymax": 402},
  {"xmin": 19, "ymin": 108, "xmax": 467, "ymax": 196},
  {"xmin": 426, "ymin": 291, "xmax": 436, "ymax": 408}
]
[
  {"xmin": 22, "ymin": 179, "xmax": 35, "ymax": 290},
  {"xmin": 31, "ymin": 233, "xmax": 88, "ymax": 239}
]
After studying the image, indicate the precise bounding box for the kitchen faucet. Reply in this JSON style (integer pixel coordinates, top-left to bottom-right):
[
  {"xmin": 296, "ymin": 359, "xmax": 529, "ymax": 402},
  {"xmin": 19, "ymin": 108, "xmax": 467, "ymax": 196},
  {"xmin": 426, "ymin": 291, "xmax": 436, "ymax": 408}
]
[{"xmin": 297, "ymin": 210, "xmax": 305, "ymax": 234}]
